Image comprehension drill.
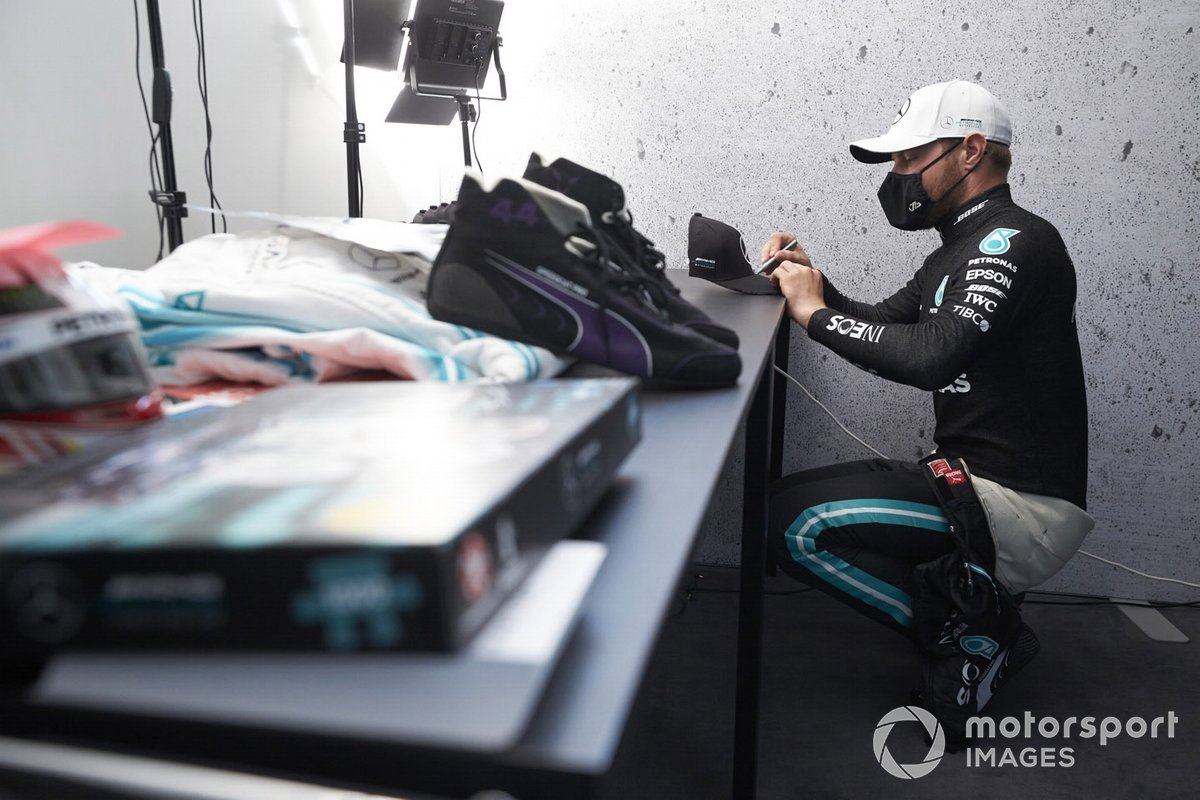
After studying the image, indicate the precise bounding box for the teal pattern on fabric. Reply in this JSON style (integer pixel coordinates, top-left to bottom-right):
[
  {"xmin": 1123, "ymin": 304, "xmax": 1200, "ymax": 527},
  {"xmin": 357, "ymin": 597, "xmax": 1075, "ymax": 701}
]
[
  {"xmin": 174, "ymin": 290, "xmax": 206, "ymax": 311},
  {"xmin": 141, "ymin": 324, "xmax": 311, "ymax": 348},
  {"xmin": 783, "ymin": 498, "xmax": 951, "ymax": 628},
  {"xmin": 112, "ymin": 270, "xmax": 547, "ymax": 384},
  {"xmin": 966, "ymin": 561, "xmax": 996, "ymax": 586},
  {"xmin": 512, "ymin": 342, "xmax": 540, "ymax": 379},
  {"xmin": 118, "ymin": 288, "xmax": 321, "ymax": 333},
  {"xmin": 510, "ymin": 342, "xmax": 531, "ymax": 379}
]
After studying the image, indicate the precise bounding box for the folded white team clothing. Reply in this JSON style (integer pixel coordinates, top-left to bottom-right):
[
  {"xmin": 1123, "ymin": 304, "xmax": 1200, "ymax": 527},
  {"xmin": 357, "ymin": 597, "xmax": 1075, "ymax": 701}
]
[
  {"xmin": 72, "ymin": 223, "xmax": 568, "ymax": 385},
  {"xmin": 972, "ymin": 475, "xmax": 1095, "ymax": 595},
  {"xmin": 188, "ymin": 207, "xmax": 448, "ymax": 264}
]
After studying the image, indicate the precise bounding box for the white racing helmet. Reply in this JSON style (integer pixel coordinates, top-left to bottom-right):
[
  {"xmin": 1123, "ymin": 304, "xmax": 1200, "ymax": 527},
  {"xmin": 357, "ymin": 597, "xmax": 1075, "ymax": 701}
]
[{"xmin": 0, "ymin": 275, "xmax": 161, "ymax": 470}]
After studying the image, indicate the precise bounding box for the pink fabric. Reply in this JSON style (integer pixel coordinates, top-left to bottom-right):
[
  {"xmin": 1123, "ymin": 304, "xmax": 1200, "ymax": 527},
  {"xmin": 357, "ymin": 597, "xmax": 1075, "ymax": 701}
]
[{"xmin": 0, "ymin": 220, "xmax": 121, "ymax": 287}]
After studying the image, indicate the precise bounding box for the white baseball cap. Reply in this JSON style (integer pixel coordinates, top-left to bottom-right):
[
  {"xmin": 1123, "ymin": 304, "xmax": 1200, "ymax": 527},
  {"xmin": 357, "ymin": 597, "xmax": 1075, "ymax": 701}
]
[{"xmin": 849, "ymin": 80, "xmax": 1013, "ymax": 163}]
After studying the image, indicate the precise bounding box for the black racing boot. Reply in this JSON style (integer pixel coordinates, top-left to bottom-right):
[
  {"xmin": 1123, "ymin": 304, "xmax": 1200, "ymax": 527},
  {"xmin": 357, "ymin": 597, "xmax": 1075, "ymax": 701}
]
[
  {"xmin": 412, "ymin": 202, "xmax": 457, "ymax": 224},
  {"xmin": 427, "ymin": 173, "xmax": 742, "ymax": 387},
  {"xmin": 915, "ymin": 619, "xmax": 1040, "ymax": 746},
  {"xmin": 522, "ymin": 153, "xmax": 740, "ymax": 350}
]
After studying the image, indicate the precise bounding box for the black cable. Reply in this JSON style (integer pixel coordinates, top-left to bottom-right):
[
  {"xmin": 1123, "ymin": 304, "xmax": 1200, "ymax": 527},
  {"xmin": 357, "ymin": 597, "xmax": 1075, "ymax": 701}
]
[
  {"xmin": 1024, "ymin": 599, "xmax": 1138, "ymax": 606},
  {"xmin": 470, "ymin": 62, "xmax": 484, "ymax": 177},
  {"xmin": 1027, "ymin": 589, "xmax": 1113, "ymax": 600},
  {"xmin": 192, "ymin": 0, "xmax": 212, "ymax": 229},
  {"xmin": 148, "ymin": 134, "xmax": 165, "ymax": 260},
  {"xmin": 1024, "ymin": 598, "xmax": 1200, "ymax": 608},
  {"xmin": 132, "ymin": 2, "xmax": 163, "ymax": 188},
  {"xmin": 192, "ymin": 0, "xmax": 226, "ymax": 233},
  {"xmin": 134, "ymin": 0, "xmax": 167, "ymax": 261}
]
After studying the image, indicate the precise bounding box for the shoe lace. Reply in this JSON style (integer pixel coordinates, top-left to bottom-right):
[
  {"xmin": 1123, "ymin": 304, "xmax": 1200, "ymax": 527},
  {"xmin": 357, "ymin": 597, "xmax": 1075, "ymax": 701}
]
[
  {"xmin": 600, "ymin": 209, "xmax": 681, "ymax": 298},
  {"xmin": 570, "ymin": 222, "xmax": 665, "ymax": 366},
  {"xmin": 591, "ymin": 223, "xmax": 675, "ymax": 314}
]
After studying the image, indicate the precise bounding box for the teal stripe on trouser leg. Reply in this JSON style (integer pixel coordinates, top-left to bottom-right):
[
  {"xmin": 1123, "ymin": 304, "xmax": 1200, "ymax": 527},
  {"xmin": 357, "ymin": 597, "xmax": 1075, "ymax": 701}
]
[{"xmin": 783, "ymin": 498, "xmax": 950, "ymax": 629}]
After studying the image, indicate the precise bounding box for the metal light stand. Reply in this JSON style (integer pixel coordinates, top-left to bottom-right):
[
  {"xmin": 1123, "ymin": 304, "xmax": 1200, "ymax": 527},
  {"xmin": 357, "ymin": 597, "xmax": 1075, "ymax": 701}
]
[
  {"xmin": 144, "ymin": 0, "xmax": 187, "ymax": 251},
  {"xmin": 453, "ymin": 95, "xmax": 476, "ymax": 168},
  {"xmin": 342, "ymin": 0, "xmax": 365, "ymax": 217}
]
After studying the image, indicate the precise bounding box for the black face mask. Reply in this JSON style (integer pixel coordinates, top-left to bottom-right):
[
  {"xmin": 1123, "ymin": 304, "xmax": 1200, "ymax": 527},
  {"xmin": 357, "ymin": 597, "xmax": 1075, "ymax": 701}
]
[{"xmin": 877, "ymin": 140, "xmax": 971, "ymax": 231}]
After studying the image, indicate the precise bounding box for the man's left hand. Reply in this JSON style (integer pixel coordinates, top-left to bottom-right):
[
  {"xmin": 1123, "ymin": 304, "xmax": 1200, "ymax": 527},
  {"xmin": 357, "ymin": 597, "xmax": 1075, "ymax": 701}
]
[{"xmin": 769, "ymin": 261, "xmax": 827, "ymax": 328}]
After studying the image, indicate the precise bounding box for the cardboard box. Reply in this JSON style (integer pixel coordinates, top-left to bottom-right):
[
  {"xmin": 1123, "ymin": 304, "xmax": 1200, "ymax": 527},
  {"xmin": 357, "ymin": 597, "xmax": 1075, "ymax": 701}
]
[{"xmin": 0, "ymin": 379, "xmax": 640, "ymax": 656}]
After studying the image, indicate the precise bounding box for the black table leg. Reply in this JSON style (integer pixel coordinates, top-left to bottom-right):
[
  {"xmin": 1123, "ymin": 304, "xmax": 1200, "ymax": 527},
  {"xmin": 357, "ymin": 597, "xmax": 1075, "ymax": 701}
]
[
  {"xmin": 732, "ymin": 342, "xmax": 776, "ymax": 800},
  {"xmin": 769, "ymin": 320, "xmax": 790, "ymax": 482}
]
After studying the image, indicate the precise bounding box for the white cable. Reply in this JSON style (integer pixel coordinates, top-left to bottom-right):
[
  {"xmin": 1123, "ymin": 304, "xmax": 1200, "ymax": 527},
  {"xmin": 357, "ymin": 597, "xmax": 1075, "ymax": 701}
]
[
  {"xmin": 1076, "ymin": 549, "xmax": 1200, "ymax": 590},
  {"xmin": 773, "ymin": 365, "xmax": 1200, "ymax": 592},
  {"xmin": 773, "ymin": 365, "xmax": 890, "ymax": 460}
]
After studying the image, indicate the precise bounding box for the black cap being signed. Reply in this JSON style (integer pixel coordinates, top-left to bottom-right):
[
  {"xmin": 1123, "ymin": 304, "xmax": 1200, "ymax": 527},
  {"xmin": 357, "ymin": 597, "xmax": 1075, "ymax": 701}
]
[{"xmin": 687, "ymin": 213, "xmax": 779, "ymax": 295}]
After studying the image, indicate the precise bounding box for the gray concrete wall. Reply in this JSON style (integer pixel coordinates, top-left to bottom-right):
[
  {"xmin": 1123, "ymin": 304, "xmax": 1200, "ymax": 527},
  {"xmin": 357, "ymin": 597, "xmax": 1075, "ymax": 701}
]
[{"xmin": 2, "ymin": 1, "xmax": 1197, "ymax": 600}]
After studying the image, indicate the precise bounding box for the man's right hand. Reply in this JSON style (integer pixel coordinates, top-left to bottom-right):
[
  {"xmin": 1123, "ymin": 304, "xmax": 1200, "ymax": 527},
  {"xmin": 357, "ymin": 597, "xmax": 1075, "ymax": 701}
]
[{"xmin": 760, "ymin": 231, "xmax": 814, "ymax": 271}]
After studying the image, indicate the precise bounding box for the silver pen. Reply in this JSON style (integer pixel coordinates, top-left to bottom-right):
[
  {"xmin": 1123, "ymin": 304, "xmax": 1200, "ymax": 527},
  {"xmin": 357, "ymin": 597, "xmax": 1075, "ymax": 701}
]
[{"xmin": 757, "ymin": 239, "xmax": 798, "ymax": 275}]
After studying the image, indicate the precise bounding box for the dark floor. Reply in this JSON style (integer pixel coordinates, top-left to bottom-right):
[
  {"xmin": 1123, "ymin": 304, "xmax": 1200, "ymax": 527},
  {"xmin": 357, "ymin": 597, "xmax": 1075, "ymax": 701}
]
[{"xmin": 603, "ymin": 565, "xmax": 1200, "ymax": 800}]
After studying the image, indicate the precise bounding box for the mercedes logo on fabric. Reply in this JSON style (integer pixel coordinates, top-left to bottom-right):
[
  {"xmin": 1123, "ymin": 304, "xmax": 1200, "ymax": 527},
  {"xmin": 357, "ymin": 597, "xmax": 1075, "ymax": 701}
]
[
  {"xmin": 349, "ymin": 243, "xmax": 401, "ymax": 271},
  {"xmin": 7, "ymin": 562, "xmax": 86, "ymax": 645},
  {"xmin": 873, "ymin": 705, "xmax": 946, "ymax": 779},
  {"xmin": 892, "ymin": 97, "xmax": 912, "ymax": 124}
]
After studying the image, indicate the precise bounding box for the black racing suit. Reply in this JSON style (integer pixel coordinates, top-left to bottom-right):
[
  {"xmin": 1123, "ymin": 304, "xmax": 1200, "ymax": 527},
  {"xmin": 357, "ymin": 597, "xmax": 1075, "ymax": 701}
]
[{"xmin": 770, "ymin": 183, "xmax": 1088, "ymax": 634}]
